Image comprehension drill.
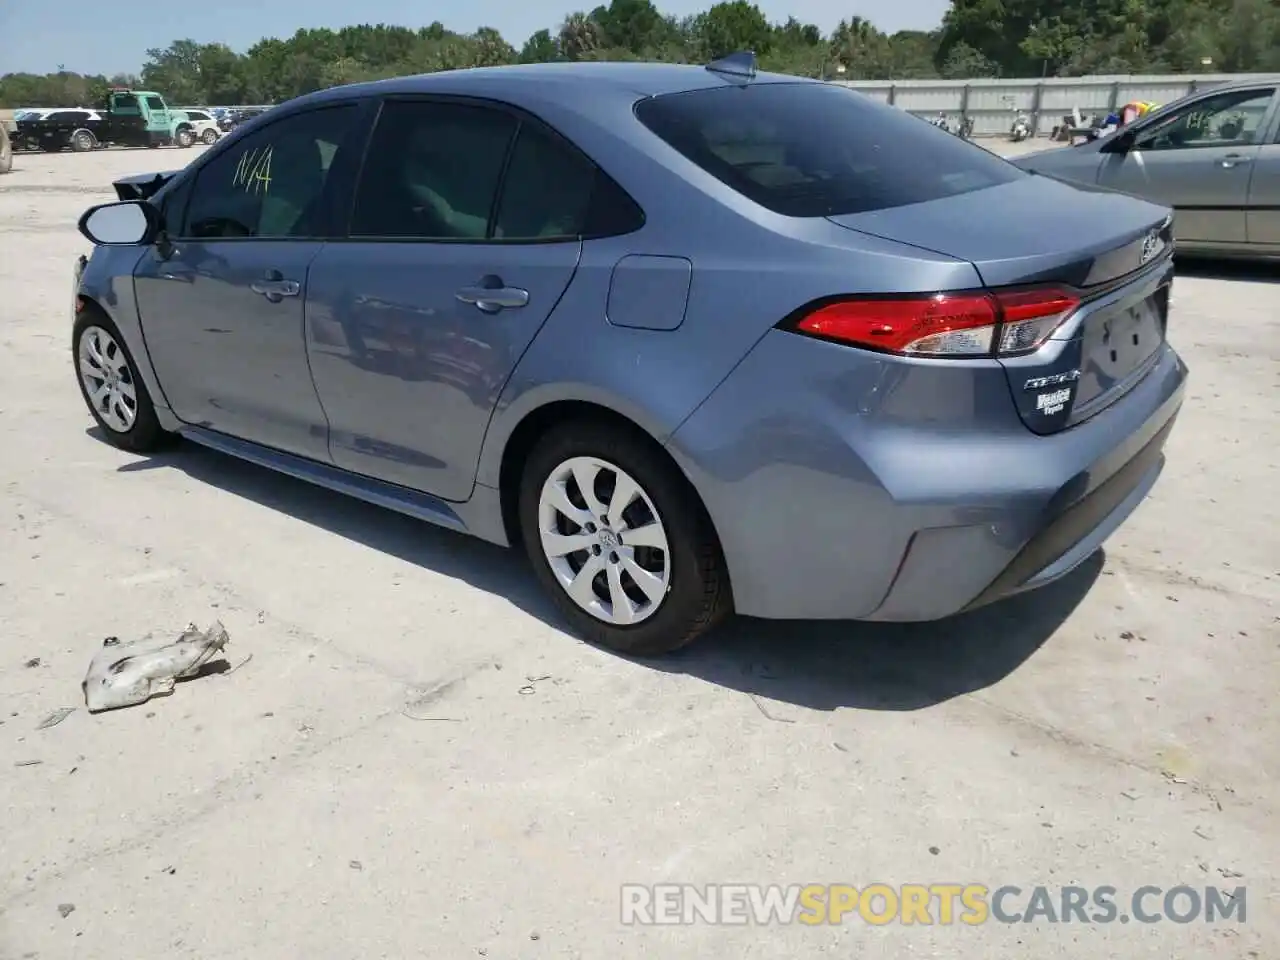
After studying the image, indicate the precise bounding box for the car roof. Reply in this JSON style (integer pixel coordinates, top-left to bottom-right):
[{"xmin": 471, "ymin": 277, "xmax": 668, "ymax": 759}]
[
  {"xmin": 1202, "ymin": 74, "xmax": 1280, "ymax": 92},
  {"xmin": 293, "ymin": 61, "xmax": 817, "ymax": 110}
]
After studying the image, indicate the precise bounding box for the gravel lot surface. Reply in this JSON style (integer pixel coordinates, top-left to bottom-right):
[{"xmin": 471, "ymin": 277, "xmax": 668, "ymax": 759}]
[{"xmin": 1, "ymin": 140, "xmax": 1277, "ymax": 959}]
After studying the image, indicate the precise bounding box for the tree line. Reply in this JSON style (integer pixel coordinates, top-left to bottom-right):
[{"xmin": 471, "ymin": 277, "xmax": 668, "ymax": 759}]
[{"xmin": 2, "ymin": 0, "xmax": 1277, "ymax": 108}]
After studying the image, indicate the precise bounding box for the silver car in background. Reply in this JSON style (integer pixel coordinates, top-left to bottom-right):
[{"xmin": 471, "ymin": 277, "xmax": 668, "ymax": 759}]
[{"xmin": 1013, "ymin": 76, "xmax": 1280, "ymax": 258}]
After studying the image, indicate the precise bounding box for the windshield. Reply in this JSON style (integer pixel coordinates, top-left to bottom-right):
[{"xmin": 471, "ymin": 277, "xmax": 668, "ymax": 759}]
[{"xmin": 634, "ymin": 81, "xmax": 1026, "ymax": 217}]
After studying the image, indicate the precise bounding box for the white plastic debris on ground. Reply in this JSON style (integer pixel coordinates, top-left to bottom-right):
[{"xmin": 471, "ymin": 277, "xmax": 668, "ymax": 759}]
[{"xmin": 81, "ymin": 621, "xmax": 231, "ymax": 713}]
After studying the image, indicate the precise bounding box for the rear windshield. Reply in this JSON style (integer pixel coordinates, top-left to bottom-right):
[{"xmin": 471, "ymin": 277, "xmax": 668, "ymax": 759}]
[{"xmin": 634, "ymin": 82, "xmax": 1025, "ymax": 217}]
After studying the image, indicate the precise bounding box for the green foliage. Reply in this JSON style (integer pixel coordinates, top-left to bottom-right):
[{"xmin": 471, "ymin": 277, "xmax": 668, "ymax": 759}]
[{"xmin": 2, "ymin": 0, "xmax": 1276, "ymax": 107}]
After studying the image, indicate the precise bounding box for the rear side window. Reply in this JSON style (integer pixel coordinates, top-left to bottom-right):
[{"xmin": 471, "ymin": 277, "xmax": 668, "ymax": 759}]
[
  {"xmin": 351, "ymin": 100, "xmax": 644, "ymax": 242},
  {"xmin": 634, "ymin": 82, "xmax": 1025, "ymax": 217},
  {"xmin": 351, "ymin": 100, "xmax": 517, "ymax": 240},
  {"xmin": 494, "ymin": 123, "xmax": 596, "ymax": 240}
]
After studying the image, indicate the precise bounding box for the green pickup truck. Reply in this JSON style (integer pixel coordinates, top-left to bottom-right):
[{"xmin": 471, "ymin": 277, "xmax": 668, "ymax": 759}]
[{"xmin": 10, "ymin": 89, "xmax": 198, "ymax": 153}]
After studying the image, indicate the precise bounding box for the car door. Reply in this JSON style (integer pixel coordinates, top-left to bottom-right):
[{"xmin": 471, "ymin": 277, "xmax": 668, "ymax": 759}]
[
  {"xmin": 143, "ymin": 95, "xmax": 173, "ymax": 138},
  {"xmin": 1097, "ymin": 85, "xmax": 1277, "ymax": 246},
  {"xmin": 1246, "ymin": 101, "xmax": 1280, "ymax": 247},
  {"xmin": 305, "ymin": 97, "xmax": 595, "ymax": 501},
  {"xmin": 132, "ymin": 101, "xmax": 368, "ymax": 460}
]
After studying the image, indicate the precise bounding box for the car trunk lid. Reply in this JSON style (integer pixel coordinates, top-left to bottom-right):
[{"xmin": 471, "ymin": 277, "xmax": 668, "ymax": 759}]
[{"xmin": 827, "ymin": 176, "xmax": 1174, "ymax": 434}]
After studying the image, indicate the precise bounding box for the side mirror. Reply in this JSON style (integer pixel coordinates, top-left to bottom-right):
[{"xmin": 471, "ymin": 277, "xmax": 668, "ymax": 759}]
[
  {"xmin": 1100, "ymin": 130, "xmax": 1136, "ymax": 155},
  {"xmin": 77, "ymin": 200, "xmax": 162, "ymax": 246}
]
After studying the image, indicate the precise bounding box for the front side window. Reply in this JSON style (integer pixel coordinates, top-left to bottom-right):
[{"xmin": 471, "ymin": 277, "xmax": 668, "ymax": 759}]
[
  {"xmin": 1134, "ymin": 89, "xmax": 1276, "ymax": 150},
  {"xmin": 180, "ymin": 105, "xmax": 359, "ymax": 240},
  {"xmin": 635, "ymin": 81, "xmax": 1026, "ymax": 218},
  {"xmin": 145, "ymin": 96, "xmax": 167, "ymax": 113},
  {"xmin": 351, "ymin": 100, "xmax": 517, "ymax": 240}
]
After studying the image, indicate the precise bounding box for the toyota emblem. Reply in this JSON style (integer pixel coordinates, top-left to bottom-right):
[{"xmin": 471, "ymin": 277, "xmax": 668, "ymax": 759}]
[{"xmin": 1140, "ymin": 229, "xmax": 1161, "ymax": 264}]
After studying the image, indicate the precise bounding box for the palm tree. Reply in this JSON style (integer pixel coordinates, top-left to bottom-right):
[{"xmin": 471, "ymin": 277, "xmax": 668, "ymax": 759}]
[{"xmin": 558, "ymin": 12, "xmax": 605, "ymax": 61}]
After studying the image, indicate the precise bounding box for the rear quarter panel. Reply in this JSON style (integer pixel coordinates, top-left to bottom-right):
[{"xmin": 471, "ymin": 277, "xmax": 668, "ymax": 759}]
[{"xmin": 474, "ymin": 82, "xmax": 981, "ymax": 488}]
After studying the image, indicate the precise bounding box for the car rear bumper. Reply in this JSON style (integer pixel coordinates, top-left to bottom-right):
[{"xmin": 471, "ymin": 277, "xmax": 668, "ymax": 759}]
[
  {"xmin": 665, "ymin": 329, "xmax": 1187, "ymax": 621},
  {"xmin": 958, "ymin": 409, "xmax": 1172, "ymax": 612}
]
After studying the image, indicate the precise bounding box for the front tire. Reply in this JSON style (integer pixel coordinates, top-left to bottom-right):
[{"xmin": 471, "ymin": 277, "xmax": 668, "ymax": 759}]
[
  {"xmin": 71, "ymin": 130, "xmax": 96, "ymax": 152},
  {"xmin": 73, "ymin": 313, "xmax": 172, "ymax": 453},
  {"xmin": 175, "ymin": 127, "xmax": 195, "ymax": 148},
  {"xmin": 518, "ymin": 420, "xmax": 731, "ymax": 656}
]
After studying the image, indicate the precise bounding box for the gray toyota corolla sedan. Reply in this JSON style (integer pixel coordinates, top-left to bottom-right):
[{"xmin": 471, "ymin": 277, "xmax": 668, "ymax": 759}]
[{"xmin": 71, "ymin": 57, "xmax": 1188, "ymax": 656}]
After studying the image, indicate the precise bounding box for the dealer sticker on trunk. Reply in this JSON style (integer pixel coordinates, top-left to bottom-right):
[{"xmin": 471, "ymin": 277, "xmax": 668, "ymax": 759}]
[{"xmin": 1035, "ymin": 388, "xmax": 1072, "ymax": 416}]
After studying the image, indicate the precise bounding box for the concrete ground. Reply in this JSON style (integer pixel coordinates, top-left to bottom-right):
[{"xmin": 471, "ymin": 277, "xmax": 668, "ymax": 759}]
[{"xmin": 0, "ymin": 142, "xmax": 1276, "ymax": 960}]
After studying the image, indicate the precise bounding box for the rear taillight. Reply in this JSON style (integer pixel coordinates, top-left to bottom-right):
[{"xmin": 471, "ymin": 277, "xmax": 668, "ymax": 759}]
[{"xmin": 786, "ymin": 287, "xmax": 1081, "ymax": 359}]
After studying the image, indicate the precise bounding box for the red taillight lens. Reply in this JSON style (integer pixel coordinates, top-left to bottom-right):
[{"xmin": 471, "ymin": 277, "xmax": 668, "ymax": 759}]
[
  {"xmin": 795, "ymin": 293, "xmax": 998, "ymax": 357},
  {"xmin": 788, "ymin": 287, "xmax": 1080, "ymax": 359}
]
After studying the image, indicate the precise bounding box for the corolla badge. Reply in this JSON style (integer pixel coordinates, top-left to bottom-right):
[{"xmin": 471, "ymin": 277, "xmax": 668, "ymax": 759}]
[{"xmin": 1023, "ymin": 369, "xmax": 1081, "ymax": 391}]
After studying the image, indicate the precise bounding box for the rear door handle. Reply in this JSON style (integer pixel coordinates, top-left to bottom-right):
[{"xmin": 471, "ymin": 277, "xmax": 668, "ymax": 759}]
[
  {"xmin": 1219, "ymin": 154, "xmax": 1254, "ymax": 168},
  {"xmin": 250, "ymin": 273, "xmax": 300, "ymax": 302},
  {"xmin": 456, "ymin": 276, "xmax": 529, "ymax": 314}
]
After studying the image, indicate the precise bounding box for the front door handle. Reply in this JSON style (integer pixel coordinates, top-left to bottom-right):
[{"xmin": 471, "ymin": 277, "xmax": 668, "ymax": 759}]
[
  {"xmin": 456, "ymin": 275, "xmax": 529, "ymax": 314},
  {"xmin": 250, "ymin": 272, "xmax": 301, "ymax": 303},
  {"xmin": 1219, "ymin": 153, "xmax": 1254, "ymax": 168}
]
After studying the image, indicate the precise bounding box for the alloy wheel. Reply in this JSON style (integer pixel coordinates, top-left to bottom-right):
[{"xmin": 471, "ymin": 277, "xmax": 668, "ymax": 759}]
[
  {"xmin": 537, "ymin": 456, "xmax": 672, "ymax": 626},
  {"xmin": 78, "ymin": 325, "xmax": 138, "ymax": 433}
]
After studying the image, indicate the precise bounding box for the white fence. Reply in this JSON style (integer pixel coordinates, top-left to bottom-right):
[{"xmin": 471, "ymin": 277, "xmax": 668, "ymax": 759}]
[{"xmin": 835, "ymin": 73, "xmax": 1275, "ymax": 137}]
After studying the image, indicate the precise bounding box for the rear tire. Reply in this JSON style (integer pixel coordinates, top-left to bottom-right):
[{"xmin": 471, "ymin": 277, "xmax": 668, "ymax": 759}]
[
  {"xmin": 71, "ymin": 129, "xmax": 96, "ymax": 152},
  {"xmin": 200, "ymin": 128, "xmax": 218, "ymax": 145},
  {"xmin": 517, "ymin": 419, "xmax": 731, "ymax": 656},
  {"xmin": 72, "ymin": 312, "xmax": 174, "ymax": 454}
]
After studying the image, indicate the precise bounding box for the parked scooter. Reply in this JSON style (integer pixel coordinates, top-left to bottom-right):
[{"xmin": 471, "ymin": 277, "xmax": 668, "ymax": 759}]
[
  {"xmin": 929, "ymin": 111, "xmax": 951, "ymax": 133},
  {"xmin": 1009, "ymin": 110, "xmax": 1032, "ymax": 142}
]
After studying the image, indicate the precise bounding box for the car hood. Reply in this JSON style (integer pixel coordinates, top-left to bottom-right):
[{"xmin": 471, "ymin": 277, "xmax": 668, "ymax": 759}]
[
  {"xmin": 1012, "ymin": 146, "xmax": 1073, "ymax": 165},
  {"xmin": 826, "ymin": 175, "xmax": 1171, "ymax": 288}
]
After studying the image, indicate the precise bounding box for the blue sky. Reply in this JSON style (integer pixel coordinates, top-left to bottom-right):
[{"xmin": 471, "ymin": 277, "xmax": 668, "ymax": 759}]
[{"xmin": 3, "ymin": 0, "xmax": 951, "ymax": 76}]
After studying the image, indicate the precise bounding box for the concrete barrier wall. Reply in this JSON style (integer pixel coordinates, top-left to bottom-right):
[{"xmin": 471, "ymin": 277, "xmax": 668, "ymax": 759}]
[{"xmin": 834, "ymin": 74, "xmax": 1276, "ymax": 137}]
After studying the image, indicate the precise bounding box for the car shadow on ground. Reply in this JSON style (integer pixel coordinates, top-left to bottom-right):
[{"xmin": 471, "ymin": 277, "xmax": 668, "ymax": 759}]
[
  {"xmin": 1175, "ymin": 257, "xmax": 1279, "ymax": 284},
  {"xmin": 97, "ymin": 428, "xmax": 1098, "ymax": 713},
  {"xmin": 654, "ymin": 556, "xmax": 1100, "ymax": 712}
]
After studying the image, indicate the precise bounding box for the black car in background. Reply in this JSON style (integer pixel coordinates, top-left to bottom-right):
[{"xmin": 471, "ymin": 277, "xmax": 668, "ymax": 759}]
[{"xmin": 217, "ymin": 106, "xmax": 268, "ymax": 133}]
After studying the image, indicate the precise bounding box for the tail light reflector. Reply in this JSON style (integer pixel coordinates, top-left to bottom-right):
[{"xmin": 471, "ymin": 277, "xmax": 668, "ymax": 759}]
[{"xmin": 788, "ymin": 287, "xmax": 1081, "ymax": 358}]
